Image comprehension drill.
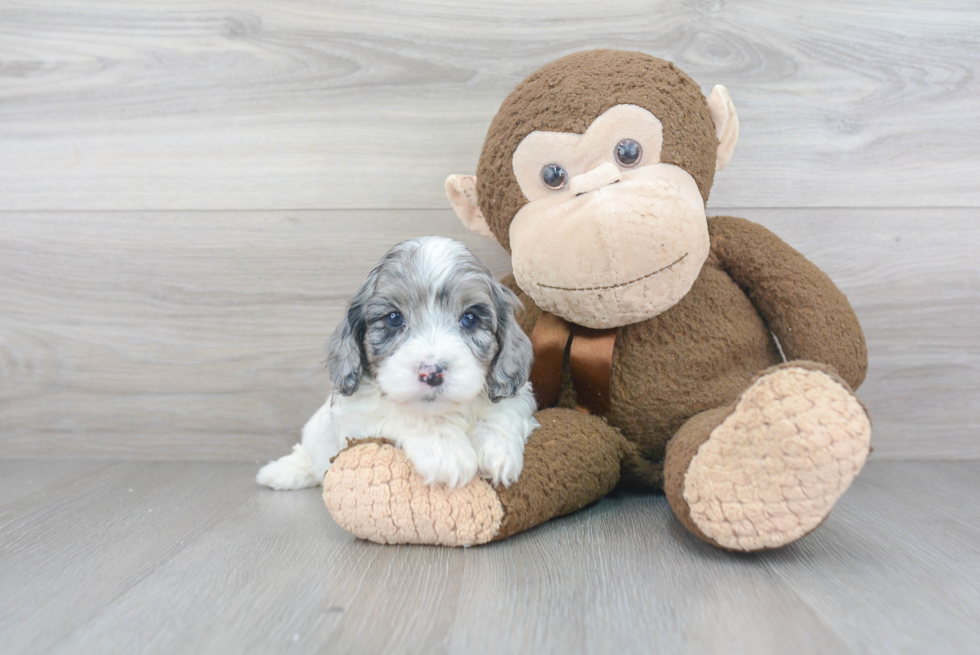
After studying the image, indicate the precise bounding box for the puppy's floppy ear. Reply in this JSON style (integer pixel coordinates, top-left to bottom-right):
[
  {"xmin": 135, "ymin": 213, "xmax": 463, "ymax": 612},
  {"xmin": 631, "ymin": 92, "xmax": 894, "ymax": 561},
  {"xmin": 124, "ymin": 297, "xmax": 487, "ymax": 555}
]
[
  {"xmin": 326, "ymin": 267, "xmax": 378, "ymax": 395},
  {"xmin": 486, "ymin": 279, "xmax": 534, "ymax": 402}
]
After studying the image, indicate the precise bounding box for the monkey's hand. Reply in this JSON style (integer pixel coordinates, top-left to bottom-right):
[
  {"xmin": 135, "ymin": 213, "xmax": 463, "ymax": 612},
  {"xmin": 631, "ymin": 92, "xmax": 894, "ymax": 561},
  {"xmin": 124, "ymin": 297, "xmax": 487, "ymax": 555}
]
[{"xmin": 322, "ymin": 441, "xmax": 504, "ymax": 546}]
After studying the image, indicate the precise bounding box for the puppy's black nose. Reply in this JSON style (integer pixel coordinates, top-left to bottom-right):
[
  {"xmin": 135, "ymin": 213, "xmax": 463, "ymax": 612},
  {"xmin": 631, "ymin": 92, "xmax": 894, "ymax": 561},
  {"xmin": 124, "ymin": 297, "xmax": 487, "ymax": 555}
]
[
  {"xmin": 418, "ymin": 364, "xmax": 445, "ymax": 387},
  {"xmin": 422, "ymin": 373, "xmax": 443, "ymax": 387}
]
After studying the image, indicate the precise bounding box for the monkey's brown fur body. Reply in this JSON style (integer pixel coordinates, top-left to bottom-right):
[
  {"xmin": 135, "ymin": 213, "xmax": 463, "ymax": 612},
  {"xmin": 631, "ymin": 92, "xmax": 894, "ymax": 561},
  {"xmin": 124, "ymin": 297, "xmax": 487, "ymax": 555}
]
[{"xmin": 323, "ymin": 50, "xmax": 872, "ymax": 551}]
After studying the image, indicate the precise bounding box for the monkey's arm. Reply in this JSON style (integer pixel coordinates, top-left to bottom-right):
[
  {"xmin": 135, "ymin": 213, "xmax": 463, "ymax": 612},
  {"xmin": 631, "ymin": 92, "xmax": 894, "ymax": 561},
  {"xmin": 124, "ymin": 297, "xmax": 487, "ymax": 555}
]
[{"xmin": 707, "ymin": 215, "xmax": 867, "ymax": 389}]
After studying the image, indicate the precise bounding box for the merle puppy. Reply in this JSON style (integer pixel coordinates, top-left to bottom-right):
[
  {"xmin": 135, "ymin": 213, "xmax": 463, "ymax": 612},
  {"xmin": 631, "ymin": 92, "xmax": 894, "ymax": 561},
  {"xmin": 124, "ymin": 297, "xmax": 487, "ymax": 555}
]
[{"xmin": 257, "ymin": 237, "xmax": 538, "ymax": 490}]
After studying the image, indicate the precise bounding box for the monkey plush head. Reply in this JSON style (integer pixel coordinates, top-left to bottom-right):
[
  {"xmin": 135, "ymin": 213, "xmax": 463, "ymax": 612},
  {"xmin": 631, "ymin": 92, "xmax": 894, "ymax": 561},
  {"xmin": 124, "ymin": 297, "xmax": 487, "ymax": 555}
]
[{"xmin": 447, "ymin": 50, "xmax": 739, "ymax": 329}]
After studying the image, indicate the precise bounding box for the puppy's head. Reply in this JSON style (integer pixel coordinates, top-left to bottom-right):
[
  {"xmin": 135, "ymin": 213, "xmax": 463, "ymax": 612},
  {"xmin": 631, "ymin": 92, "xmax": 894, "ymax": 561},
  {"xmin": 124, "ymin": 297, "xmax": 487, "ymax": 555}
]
[{"xmin": 327, "ymin": 237, "xmax": 533, "ymax": 406}]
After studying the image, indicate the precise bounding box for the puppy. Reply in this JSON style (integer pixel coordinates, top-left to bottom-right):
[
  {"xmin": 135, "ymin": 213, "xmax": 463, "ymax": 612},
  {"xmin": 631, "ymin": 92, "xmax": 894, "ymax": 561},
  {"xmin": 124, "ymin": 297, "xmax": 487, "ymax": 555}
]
[{"xmin": 257, "ymin": 236, "xmax": 539, "ymax": 491}]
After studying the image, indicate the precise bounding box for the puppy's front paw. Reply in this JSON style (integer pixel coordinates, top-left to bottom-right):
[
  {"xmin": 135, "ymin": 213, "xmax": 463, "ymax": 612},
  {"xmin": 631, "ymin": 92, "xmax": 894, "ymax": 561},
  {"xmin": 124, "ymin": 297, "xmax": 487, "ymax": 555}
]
[
  {"xmin": 476, "ymin": 437, "xmax": 524, "ymax": 488},
  {"xmin": 405, "ymin": 439, "xmax": 479, "ymax": 489}
]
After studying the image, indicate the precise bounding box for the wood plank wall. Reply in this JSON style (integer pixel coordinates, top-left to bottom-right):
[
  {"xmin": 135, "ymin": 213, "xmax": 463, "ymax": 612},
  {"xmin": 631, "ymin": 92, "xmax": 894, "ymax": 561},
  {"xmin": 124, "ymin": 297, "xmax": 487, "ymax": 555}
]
[{"xmin": 1, "ymin": 0, "xmax": 978, "ymax": 460}]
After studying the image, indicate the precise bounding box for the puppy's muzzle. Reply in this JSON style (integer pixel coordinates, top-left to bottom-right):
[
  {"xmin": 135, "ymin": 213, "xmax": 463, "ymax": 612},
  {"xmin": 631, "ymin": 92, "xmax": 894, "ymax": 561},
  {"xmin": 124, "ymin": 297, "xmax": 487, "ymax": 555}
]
[{"xmin": 417, "ymin": 363, "xmax": 446, "ymax": 387}]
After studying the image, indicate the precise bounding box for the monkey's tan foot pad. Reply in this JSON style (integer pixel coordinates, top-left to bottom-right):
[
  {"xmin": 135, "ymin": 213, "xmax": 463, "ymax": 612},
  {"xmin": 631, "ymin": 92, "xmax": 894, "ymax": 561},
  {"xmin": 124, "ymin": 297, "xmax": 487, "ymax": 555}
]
[
  {"xmin": 322, "ymin": 442, "xmax": 504, "ymax": 546},
  {"xmin": 683, "ymin": 367, "xmax": 871, "ymax": 551}
]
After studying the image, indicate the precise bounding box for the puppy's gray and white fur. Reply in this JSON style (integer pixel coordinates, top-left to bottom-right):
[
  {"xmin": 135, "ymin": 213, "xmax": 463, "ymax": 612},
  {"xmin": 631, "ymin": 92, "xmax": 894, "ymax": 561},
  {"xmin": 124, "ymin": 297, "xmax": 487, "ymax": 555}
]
[{"xmin": 257, "ymin": 237, "xmax": 539, "ymax": 490}]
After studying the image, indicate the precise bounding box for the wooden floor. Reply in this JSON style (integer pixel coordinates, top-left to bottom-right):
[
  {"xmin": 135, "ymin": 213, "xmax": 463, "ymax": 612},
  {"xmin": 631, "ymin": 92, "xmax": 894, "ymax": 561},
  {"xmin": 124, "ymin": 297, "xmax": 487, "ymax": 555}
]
[{"xmin": 1, "ymin": 460, "xmax": 978, "ymax": 654}]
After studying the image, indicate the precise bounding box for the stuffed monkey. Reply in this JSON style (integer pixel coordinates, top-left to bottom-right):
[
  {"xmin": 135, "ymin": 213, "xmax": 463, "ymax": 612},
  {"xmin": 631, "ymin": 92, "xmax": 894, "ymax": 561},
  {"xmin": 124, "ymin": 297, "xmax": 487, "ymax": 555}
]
[{"xmin": 322, "ymin": 50, "xmax": 871, "ymax": 552}]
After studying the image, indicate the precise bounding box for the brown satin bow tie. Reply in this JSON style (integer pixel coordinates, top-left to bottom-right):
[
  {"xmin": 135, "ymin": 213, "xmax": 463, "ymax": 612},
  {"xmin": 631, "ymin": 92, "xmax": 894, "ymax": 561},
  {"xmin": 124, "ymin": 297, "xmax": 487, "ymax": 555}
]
[{"xmin": 528, "ymin": 312, "xmax": 618, "ymax": 415}]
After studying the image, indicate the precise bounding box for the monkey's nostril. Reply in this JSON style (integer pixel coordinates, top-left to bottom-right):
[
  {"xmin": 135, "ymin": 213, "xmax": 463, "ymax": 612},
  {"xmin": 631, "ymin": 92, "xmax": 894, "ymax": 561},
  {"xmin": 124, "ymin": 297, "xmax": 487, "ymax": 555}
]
[
  {"xmin": 569, "ymin": 162, "xmax": 623, "ymax": 196},
  {"xmin": 575, "ymin": 178, "xmax": 620, "ymax": 197}
]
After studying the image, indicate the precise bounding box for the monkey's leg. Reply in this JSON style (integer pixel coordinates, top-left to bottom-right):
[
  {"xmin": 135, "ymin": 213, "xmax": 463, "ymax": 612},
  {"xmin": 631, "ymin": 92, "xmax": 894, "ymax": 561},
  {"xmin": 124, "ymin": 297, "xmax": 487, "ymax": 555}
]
[
  {"xmin": 664, "ymin": 361, "xmax": 872, "ymax": 552},
  {"xmin": 322, "ymin": 408, "xmax": 628, "ymax": 546}
]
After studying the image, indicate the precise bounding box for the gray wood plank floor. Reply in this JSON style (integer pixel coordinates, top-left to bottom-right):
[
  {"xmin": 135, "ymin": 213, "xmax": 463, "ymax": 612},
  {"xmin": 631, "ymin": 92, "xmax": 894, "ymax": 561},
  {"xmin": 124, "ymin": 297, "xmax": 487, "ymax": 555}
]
[{"xmin": 1, "ymin": 460, "xmax": 978, "ymax": 654}]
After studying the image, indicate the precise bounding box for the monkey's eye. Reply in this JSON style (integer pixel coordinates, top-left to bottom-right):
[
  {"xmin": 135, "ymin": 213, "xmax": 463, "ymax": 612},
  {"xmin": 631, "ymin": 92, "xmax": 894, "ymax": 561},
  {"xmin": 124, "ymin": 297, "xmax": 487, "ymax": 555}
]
[
  {"xmin": 540, "ymin": 164, "xmax": 569, "ymax": 190},
  {"xmin": 459, "ymin": 312, "xmax": 479, "ymax": 330},
  {"xmin": 614, "ymin": 139, "xmax": 642, "ymax": 168},
  {"xmin": 384, "ymin": 312, "xmax": 404, "ymax": 329}
]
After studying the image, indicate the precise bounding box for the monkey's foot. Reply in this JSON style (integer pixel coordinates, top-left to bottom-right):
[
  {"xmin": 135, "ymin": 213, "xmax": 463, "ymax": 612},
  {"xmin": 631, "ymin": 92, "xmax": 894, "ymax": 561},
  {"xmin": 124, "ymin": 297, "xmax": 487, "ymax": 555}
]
[
  {"xmin": 322, "ymin": 441, "xmax": 504, "ymax": 546},
  {"xmin": 666, "ymin": 364, "xmax": 872, "ymax": 552}
]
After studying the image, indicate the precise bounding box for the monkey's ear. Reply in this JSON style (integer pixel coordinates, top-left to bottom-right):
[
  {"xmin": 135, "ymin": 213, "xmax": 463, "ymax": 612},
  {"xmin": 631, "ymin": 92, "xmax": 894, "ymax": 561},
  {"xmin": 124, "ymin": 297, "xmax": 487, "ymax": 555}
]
[
  {"xmin": 707, "ymin": 85, "xmax": 739, "ymax": 172},
  {"xmin": 445, "ymin": 174, "xmax": 495, "ymax": 239}
]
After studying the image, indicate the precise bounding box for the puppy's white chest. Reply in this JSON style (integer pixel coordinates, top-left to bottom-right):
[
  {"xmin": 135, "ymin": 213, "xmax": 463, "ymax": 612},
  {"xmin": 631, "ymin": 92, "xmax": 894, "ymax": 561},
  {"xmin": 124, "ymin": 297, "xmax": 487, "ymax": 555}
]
[{"xmin": 330, "ymin": 384, "xmax": 480, "ymax": 445}]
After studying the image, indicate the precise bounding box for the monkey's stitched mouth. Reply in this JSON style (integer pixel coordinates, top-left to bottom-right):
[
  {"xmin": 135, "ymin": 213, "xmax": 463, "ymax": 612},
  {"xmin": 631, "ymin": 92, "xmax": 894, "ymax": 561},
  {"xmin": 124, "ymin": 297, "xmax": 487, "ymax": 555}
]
[{"xmin": 538, "ymin": 252, "xmax": 688, "ymax": 292}]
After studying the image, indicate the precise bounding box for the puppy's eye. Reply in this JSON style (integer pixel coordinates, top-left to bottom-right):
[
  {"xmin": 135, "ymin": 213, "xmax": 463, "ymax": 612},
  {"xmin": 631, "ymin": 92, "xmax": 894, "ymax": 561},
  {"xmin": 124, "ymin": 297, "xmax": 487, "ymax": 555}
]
[
  {"xmin": 459, "ymin": 312, "xmax": 479, "ymax": 330},
  {"xmin": 384, "ymin": 312, "xmax": 404, "ymax": 329},
  {"xmin": 614, "ymin": 138, "xmax": 642, "ymax": 168},
  {"xmin": 540, "ymin": 164, "xmax": 568, "ymax": 190}
]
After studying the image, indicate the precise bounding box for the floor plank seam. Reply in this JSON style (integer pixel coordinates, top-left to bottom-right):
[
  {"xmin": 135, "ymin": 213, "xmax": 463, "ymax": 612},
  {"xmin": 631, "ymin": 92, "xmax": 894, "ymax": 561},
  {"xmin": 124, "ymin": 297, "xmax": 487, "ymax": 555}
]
[
  {"xmin": 46, "ymin": 491, "xmax": 257, "ymax": 651},
  {"xmin": 762, "ymin": 561, "xmax": 863, "ymax": 654}
]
